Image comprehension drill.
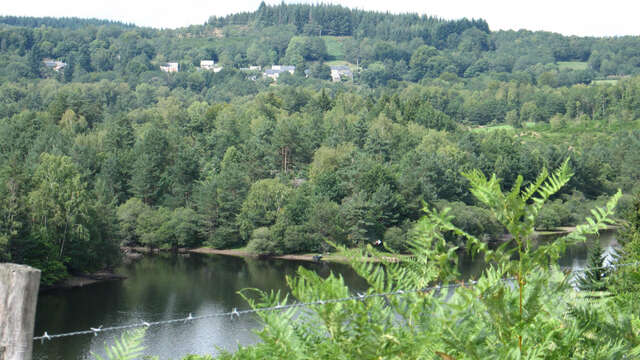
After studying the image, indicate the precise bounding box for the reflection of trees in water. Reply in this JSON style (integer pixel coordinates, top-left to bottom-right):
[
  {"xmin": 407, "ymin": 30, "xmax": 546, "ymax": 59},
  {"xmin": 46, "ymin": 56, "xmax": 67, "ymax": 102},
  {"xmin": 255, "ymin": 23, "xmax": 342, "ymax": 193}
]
[
  {"xmin": 118, "ymin": 253, "xmax": 369, "ymax": 317},
  {"xmin": 455, "ymin": 230, "xmax": 619, "ymax": 278},
  {"xmin": 556, "ymin": 230, "xmax": 618, "ymax": 269},
  {"xmin": 243, "ymin": 258, "xmax": 369, "ymax": 300},
  {"xmin": 33, "ymin": 230, "xmax": 621, "ymax": 359}
]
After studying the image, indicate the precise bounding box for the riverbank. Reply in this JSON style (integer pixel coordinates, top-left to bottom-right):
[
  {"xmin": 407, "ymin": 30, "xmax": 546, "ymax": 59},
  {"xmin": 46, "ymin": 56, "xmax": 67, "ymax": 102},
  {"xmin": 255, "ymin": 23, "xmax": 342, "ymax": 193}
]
[
  {"xmin": 533, "ymin": 224, "xmax": 620, "ymax": 236},
  {"xmin": 189, "ymin": 247, "xmax": 404, "ymax": 263},
  {"xmin": 128, "ymin": 225, "xmax": 619, "ymax": 265},
  {"xmin": 41, "ymin": 271, "xmax": 126, "ymax": 292}
]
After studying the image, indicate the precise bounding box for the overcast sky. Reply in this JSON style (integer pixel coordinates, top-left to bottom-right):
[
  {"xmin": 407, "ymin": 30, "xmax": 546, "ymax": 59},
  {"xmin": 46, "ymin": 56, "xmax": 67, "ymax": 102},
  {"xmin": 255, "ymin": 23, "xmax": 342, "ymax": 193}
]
[{"xmin": 3, "ymin": 0, "xmax": 639, "ymax": 37}]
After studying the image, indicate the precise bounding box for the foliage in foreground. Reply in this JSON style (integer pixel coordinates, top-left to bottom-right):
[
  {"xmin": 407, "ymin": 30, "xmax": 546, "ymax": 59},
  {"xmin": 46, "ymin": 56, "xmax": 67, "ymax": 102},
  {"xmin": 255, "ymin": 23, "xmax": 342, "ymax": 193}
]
[
  {"xmin": 93, "ymin": 328, "xmax": 146, "ymax": 360},
  {"xmin": 195, "ymin": 161, "xmax": 639, "ymax": 359}
]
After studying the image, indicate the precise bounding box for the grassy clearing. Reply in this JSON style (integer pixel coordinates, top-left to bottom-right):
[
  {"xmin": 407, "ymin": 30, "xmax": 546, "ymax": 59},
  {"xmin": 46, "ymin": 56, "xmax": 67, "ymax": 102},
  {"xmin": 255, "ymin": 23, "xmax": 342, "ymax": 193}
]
[
  {"xmin": 325, "ymin": 60, "xmax": 356, "ymax": 70},
  {"xmin": 322, "ymin": 36, "xmax": 349, "ymax": 60},
  {"xmin": 519, "ymin": 118, "xmax": 640, "ymax": 145},
  {"xmin": 592, "ymin": 79, "xmax": 619, "ymax": 85},
  {"xmin": 557, "ymin": 61, "xmax": 589, "ymax": 71},
  {"xmin": 471, "ymin": 124, "xmax": 515, "ymax": 133}
]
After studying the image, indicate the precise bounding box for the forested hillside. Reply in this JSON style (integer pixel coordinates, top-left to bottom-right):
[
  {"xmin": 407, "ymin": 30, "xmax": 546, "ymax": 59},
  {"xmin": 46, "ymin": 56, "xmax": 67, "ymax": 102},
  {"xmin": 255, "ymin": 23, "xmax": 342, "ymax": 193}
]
[{"xmin": 1, "ymin": 3, "xmax": 640, "ymax": 284}]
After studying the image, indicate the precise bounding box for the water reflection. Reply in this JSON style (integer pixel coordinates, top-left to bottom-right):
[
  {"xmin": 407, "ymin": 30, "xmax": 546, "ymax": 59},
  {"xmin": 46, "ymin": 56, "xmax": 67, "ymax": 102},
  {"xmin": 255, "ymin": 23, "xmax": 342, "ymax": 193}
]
[
  {"xmin": 33, "ymin": 230, "xmax": 617, "ymax": 360},
  {"xmin": 33, "ymin": 254, "xmax": 368, "ymax": 360}
]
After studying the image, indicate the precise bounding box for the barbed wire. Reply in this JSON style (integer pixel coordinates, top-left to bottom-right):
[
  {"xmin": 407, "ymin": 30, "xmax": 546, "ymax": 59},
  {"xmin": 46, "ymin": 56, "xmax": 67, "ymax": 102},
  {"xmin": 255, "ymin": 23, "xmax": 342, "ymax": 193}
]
[
  {"xmin": 33, "ymin": 261, "xmax": 640, "ymax": 343},
  {"xmin": 33, "ymin": 282, "xmax": 469, "ymax": 342}
]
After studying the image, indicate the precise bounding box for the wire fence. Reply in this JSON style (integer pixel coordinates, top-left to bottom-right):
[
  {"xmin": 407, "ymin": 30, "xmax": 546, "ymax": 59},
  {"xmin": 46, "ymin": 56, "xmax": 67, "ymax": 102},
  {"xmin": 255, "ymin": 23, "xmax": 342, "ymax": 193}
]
[{"xmin": 33, "ymin": 261, "xmax": 640, "ymax": 343}]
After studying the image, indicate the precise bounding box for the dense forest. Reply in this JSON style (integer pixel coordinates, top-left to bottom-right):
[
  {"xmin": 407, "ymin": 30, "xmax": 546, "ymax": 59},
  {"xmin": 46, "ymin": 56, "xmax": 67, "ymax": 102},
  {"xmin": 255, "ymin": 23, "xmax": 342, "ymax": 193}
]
[{"xmin": 1, "ymin": 3, "xmax": 640, "ymax": 285}]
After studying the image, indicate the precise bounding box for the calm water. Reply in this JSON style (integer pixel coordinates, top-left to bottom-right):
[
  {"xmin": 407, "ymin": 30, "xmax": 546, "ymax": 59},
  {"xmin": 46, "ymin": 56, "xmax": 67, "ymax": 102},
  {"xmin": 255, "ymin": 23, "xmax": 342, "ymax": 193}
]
[{"xmin": 33, "ymin": 231, "xmax": 618, "ymax": 360}]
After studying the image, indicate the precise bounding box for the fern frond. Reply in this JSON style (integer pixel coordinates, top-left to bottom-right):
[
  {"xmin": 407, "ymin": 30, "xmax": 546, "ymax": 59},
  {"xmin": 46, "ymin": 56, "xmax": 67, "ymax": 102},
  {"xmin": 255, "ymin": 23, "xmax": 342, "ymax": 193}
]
[
  {"xmin": 521, "ymin": 167, "xmax": 548, "ymax": 202},
  {"xmin": 462, "ymin": 170, "xmax": 504, "ymax": 210},
  {"xmin": 92, "ymin": 328, "xmax": 146, "ymax": 360},
  {"xmin": 535, "ymin": 158, "xmax": 573, "ymax": 202},
  {"xmin": 532, "ymin": 190, "xmax": 621, "ymax": 266}
]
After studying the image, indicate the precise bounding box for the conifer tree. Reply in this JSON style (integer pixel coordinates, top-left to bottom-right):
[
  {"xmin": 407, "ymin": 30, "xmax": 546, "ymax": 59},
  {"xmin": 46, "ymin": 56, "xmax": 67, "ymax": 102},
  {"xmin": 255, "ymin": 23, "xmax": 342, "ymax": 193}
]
[{"xmin": 576, "ymin": 243, "xmax": 608, "ymax": 292}]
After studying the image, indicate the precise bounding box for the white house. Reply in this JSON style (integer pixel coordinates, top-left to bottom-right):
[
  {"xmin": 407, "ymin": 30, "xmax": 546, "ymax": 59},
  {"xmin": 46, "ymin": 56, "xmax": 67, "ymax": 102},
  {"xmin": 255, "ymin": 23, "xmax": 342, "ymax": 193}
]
[
  {"xmin": 271, "ymin": 65, "xmax": 295, "ymax": 74},
  {"xmin": 264, "ymin": 65, "xmax": 295, "ymax": 81},
  {"xmin": 330, "ymin": 65, "xmax": 353, "ymax": 82},
  {"xmin": 200, "ymin": 60, "xmax": 215, "ymax": 70},
  {"xmin": 43, "ymin": 58, "xmax": 67, "ymax": 71},
  {"xmin": 160, "ymin": 62, "xmax": 179, "ymax": 73}
]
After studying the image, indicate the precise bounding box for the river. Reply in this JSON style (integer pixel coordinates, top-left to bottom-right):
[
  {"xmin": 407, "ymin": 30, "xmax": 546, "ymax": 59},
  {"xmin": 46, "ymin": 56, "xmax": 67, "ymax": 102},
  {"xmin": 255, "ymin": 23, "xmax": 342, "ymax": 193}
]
[{"xmin": 32, "ymin": 231, "xmax": 618, "ymax": 360}]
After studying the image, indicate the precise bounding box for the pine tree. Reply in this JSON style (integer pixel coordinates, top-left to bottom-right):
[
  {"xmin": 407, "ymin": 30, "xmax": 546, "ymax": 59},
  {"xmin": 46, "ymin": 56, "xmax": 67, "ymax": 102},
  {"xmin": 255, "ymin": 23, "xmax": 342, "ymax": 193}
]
[{"xmin": 576, "ymin": 242, "xmax": 608, "ymax": 292}]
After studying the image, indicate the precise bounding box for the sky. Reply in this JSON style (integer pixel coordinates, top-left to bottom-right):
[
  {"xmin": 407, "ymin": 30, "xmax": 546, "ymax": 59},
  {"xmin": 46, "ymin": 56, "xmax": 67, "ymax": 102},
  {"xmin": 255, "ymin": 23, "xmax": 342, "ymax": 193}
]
[{"xmin": 2, "ymin": 0, "xmax": 640, "ymax": 37}]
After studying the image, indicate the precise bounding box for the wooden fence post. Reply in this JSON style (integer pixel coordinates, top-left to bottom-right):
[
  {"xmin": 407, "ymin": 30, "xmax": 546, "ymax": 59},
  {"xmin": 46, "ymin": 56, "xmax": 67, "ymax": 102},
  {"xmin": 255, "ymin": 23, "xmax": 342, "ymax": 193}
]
[{"xmin": 0, "ymin": 263, "xmax": 41, "ymax": 360}]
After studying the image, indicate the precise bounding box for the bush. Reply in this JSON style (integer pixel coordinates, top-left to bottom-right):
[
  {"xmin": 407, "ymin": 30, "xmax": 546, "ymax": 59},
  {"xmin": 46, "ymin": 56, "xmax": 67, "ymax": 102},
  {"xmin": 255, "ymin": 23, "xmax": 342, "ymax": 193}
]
[
  {"xmin": 435, "ymin": 201, "xmax": 503, "ymax": 243},
  {"xmin": 383, "ymin": 226, "xmax": 406, "ymax": 252},
  {"xmin": 535, "ymin": 199, "xmax": 571, "ymax": 230},
  {"xmin": 207, "ymin": 225, "xmax": 243, "ymax": 249},
  {"xmin": 247, "ymin": 227, "xmax": 279, "ymax": 255}
]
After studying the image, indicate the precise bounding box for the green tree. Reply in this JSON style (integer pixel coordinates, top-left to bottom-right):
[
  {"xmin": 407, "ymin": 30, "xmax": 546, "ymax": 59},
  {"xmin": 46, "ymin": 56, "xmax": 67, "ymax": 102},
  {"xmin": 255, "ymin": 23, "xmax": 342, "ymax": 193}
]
[
  {"xmin": 168, "ymin": 207, "xmax": 200, "ymax": 248},
  {"xmin": 129, "ymin": 125, "xmax": 169, "ymax": 205},
  {"xmin": 608, "ymin": 191, "xmax": 640, "ymax": 301},
  {"xmin": 576, "ymin": 243, "xmax": 608, "ymax": 292},
  {"xmin": 28, "ymin": 153, "xmax": 90, "ymax": 263},
  {"xmin": 64, "ymin": 53, "xmax": 74, "ymax": 82},
  {"xmin": 409, "ymin": 45, "xmax": 438, "ymax": 80},
  {"xmin": 135, "ymin": 206, "xmax": 172, "ymax": 249},
  {"xmin": 195, "ymin": 146, "xmax": 250, "ymax": 248},
  {"xmin": 116, "ymin": 198, "xmax": 149, "ymax": 246},
  {"xmin": 238, "ymin": 178, "xmax": 291, "ymax": 242}
]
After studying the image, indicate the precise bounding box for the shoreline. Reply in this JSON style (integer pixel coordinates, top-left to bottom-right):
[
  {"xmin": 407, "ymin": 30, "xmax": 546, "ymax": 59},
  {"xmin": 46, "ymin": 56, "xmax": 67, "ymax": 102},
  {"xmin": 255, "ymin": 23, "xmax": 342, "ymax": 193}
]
[
  {"xmin": 41, "ymin": 271, "xmax": 126, "ymax": 292},
  {"xmin": 188, "ymin": 247, "xmax": 404, "ymax": 263},
  {"xmin": 45, "ymin": 225, "xmax": 619, "ymax": 291},
  {"xmin": 127, "ymin": 225, "xmax": 620, "ymax": 264},
  {"xmin": 533, "ymin": 224, "xmax": 620, "ymax": 236}
]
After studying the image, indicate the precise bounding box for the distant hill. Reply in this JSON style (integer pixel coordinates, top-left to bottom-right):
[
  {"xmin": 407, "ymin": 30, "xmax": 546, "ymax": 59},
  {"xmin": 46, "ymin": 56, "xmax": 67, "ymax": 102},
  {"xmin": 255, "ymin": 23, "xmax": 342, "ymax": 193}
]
[
  {"xmin": 207, "ymin": 2, "xmax": 489, "ymax": 44},
  {"xmin": 0, "ymin": 15, "xmax": 135, "ymax": 29}
]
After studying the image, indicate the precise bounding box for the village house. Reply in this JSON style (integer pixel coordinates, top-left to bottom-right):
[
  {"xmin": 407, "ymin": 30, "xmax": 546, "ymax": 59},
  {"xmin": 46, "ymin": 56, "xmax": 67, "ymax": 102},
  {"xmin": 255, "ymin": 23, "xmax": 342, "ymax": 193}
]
[
  {"xmin": 240, "ymin": 65, "xmax": 262, "ymax": 71},
  {"xmin": 160, "ymin": 62, "xmax": 179, "ymax": 73},
  {"xmin": 42, "ymin": 59, "xmax": 67, "ymax": 71},
  {"xmin": 200, "ymin": 60, "xmax": 223, "ymax": 72},
  {"xmin": 330, "ymin": 65, "xmax": 353, "ymax": 82},
  {"xmin": 264, "ymin": 65, "xmax": 295, "ymax": 81},
  {"xmin": 200, "ymin": 60, "xmax": 215, "ymax": 70}
]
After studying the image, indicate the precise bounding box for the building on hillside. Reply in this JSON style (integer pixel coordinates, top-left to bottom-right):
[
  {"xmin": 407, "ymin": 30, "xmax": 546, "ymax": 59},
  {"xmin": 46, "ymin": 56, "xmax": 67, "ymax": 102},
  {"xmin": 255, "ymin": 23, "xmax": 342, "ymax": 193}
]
[
  {"xmin": 200, "ymin": 60, "xmax": 215, "ymax": 70},
  {"xmin": 160, "ymin": 62, "xmax": 179, "ymax": 73},
  {"xmin": 264, "ymin": 65, "xmax": 295, "ymax": 81},
  {"xmin": 200, "ymin": 60, "xmax": 223, "ymax": 72},
  {"xmin": 271, "ymin": 65, "xmax": 295, "ymax": 73},
  {"xmin": 264, "ymin": 69, "xmax": 281, "ymax": 80},
  {"xmin": 240, "ymin": 65, "xmax": 262, "ymax": 71},
  {"xmin": 330, "ymin": 65, "xmax": 353, "ymax": 82},
  {"xmin": 43, "ymin": 59, "xmax": 67, "ymax": 71}
]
